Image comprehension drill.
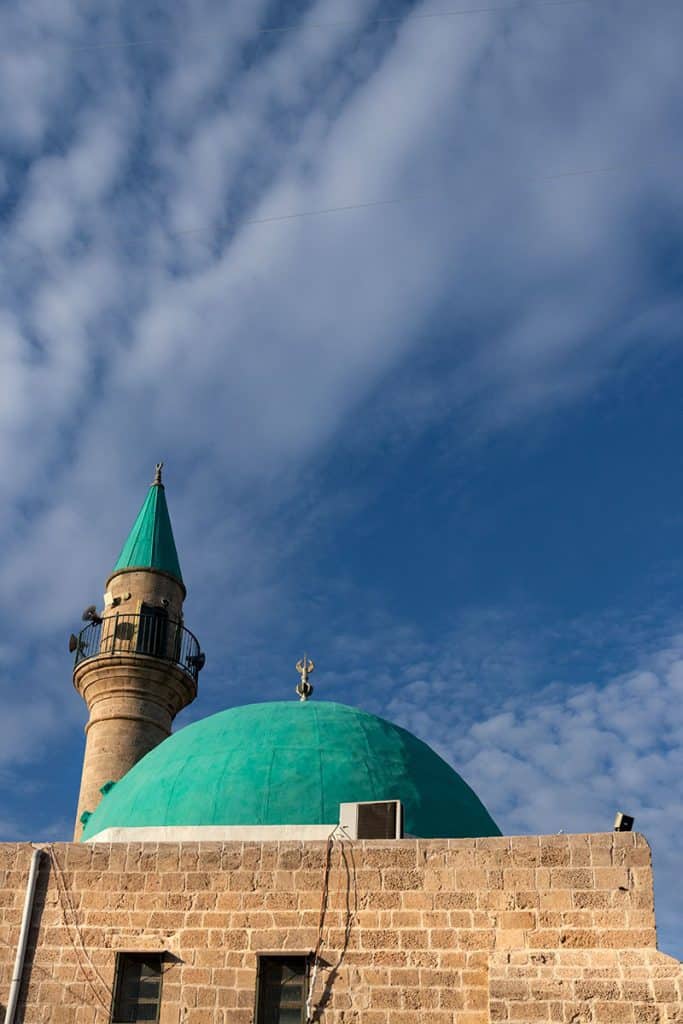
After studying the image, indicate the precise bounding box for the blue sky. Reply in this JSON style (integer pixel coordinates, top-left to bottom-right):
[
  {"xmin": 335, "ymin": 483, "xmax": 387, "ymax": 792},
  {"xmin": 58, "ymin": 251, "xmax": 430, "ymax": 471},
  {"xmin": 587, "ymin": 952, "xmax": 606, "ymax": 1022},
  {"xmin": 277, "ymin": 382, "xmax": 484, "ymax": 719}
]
[{"xmin": 0, "ymin": 0, "xmax": 682, "ymax": 957}]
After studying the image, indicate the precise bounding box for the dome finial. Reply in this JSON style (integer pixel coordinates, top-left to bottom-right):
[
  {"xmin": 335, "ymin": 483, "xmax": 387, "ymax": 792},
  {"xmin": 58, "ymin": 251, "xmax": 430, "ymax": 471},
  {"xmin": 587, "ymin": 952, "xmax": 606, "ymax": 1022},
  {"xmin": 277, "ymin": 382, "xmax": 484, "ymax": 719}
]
[
  {"xmin": 295, "ymin": 654, "xmax": 315, "ymax": 701},
  {"xmin": 152, "ymin": 462, "xmax": 164, "ymax": 486}
]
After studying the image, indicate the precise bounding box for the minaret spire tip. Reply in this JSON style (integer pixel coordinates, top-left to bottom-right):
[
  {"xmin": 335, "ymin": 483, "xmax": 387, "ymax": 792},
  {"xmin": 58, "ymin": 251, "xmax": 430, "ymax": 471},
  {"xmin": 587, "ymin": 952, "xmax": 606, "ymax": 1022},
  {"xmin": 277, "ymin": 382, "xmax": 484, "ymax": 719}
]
[{"xmin": 153, "ymin": 462, "xmax": 164, "ymax": 486}]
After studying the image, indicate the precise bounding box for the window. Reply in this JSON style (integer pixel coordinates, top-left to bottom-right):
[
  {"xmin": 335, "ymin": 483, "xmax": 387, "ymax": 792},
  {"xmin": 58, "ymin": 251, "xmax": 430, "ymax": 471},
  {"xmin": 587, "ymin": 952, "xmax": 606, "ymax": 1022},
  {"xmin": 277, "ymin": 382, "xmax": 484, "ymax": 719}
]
[
  {"xmin": 256, "ymin": 956, "xmax": 309, "ymax": 1024},
  {"xmin": 111, "ymin": 953, "xmax": 162, "ymax": 1023}
]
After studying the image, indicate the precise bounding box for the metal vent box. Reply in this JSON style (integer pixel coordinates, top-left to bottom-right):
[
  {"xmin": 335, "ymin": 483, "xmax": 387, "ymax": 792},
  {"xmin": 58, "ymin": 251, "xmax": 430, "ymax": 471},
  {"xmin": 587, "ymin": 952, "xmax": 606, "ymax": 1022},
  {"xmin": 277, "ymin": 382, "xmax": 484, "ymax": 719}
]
[{"xmin": 339, "ymin": 800, "xmax": 403, "ymax": 839}]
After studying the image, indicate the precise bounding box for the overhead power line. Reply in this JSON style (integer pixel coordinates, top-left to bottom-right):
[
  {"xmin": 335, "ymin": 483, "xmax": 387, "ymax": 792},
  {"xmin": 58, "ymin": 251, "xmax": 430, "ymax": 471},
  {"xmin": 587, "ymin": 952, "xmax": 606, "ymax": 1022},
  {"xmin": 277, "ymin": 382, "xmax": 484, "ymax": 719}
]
[
  {"xmin": 172, "ymin": 164, "xmax": 622, "ymax": 238},
  {"xmin": 54, "ymin": 0, "xmax": 601, "ymax": 53},
  {"xmin": 3, "ymin": 162, "xmax": 628, "ymax": 268}
]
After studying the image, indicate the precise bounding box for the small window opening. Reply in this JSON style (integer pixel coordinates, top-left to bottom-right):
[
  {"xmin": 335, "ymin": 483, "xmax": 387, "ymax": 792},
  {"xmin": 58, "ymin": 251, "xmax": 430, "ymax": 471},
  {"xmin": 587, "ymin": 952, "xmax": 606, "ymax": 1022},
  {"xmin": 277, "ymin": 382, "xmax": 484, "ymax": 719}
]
[
  {"xmin": 137, "ymin": 604, "xmax": 168, "ymax": 658},
  {"xmin": 111, "ymin": 953, "xmax": 162, "ymax": 1023},
  {"xmin": 256, "ymin": 955, "xmax": 309, "ymax": 1024}
]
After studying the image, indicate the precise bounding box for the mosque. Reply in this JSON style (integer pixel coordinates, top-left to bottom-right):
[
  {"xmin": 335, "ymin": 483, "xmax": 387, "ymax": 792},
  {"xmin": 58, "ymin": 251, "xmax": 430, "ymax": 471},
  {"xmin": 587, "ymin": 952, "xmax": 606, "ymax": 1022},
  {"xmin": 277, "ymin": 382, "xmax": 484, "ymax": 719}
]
[{"xmin": 0, "ymin": 467, "xmax": 680, "ymax": 1024}]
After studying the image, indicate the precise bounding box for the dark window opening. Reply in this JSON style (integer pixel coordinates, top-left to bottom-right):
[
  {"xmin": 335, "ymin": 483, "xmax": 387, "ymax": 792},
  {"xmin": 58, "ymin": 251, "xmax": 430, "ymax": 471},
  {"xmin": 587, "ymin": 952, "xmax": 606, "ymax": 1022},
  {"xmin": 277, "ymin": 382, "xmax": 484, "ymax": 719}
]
[
  {"xmin": 256, "ymin": 955, "xmax": 309, "ymax": 1024},
  {"xmin": 111, "ymin": 953, "xmax": 162, "ymax": 1024},
  {"xmin": 137, "ymin": 605, "xmax": 168, "ymax": 658}
]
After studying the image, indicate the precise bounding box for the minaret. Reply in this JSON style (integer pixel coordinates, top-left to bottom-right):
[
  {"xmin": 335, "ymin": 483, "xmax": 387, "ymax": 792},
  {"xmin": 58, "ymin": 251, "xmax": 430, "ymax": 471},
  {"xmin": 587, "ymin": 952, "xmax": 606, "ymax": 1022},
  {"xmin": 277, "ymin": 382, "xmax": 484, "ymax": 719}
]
[{"xmin": 71, "ymin": 464, "xmax": 203, "ymax": 839}]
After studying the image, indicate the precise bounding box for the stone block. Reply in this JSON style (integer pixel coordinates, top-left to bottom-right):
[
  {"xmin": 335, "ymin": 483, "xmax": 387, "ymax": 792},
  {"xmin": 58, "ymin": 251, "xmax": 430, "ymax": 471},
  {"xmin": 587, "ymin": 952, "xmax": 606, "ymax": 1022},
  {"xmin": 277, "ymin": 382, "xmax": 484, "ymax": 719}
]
[
  {"xmin": 594, "ymin": 1001, "xmax": 636, "ymax": 1022},
  {"xmin": 550, "ymin": 869, "xmax": 594, "ymax": 890}
]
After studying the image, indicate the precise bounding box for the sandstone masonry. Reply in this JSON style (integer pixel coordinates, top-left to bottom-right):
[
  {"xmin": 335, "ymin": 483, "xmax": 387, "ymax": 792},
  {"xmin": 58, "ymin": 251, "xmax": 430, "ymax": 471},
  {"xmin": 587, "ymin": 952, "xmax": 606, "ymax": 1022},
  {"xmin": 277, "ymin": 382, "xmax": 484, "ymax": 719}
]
[{"xmin": 0, "ymin": 832, "xmax": 680, "ymax": 1024}]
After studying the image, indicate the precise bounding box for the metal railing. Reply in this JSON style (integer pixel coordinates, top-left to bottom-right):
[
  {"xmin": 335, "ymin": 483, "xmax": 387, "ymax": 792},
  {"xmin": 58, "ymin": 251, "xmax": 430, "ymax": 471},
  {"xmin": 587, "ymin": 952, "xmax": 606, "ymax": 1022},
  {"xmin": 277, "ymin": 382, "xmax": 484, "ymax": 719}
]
[{"xmin": 73, "ymin": 613, "xmax": 203, "ymax": 681}]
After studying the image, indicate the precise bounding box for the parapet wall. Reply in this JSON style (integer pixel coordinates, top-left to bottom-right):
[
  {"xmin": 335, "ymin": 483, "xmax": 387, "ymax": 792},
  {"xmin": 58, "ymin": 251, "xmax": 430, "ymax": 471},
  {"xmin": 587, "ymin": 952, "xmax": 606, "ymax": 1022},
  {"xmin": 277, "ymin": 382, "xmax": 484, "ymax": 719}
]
[{"xmin": 0, "ymin": 832, "xmax": 680, "ymax": 1023}]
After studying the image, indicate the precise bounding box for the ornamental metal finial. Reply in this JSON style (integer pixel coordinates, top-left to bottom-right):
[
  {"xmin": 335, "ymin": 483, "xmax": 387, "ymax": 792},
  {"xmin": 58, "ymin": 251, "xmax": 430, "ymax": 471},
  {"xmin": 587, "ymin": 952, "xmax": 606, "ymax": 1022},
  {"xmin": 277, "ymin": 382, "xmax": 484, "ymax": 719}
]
[
  {"xmin": 295, "ymin": 654, "xmax": 315, "ymax": 701},
  {"xmin": 152, "ymin": 462, "xmax": 164, "ymax": 486}
]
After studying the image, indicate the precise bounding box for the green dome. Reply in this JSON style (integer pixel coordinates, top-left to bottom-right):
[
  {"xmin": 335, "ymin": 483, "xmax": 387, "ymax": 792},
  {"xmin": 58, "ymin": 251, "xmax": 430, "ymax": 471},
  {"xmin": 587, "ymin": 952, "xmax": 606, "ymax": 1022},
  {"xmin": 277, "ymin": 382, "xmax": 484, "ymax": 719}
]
[{"xmin": 81, "ymin": 701, "xmax": 500, "ymax": 840}]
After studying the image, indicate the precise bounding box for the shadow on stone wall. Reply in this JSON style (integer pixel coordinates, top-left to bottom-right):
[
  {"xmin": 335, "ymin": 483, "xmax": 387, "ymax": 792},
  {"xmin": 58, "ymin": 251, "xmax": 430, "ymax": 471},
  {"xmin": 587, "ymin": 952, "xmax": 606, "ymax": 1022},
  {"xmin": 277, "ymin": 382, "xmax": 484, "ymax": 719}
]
[{"xmin": 310, "ymin": 840, "xmax": 358, "ymax": 1021}]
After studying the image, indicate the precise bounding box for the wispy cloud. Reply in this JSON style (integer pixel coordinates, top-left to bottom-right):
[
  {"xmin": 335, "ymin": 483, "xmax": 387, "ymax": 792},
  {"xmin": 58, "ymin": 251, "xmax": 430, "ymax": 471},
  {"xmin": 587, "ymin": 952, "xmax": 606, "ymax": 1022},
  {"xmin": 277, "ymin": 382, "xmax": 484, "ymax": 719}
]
[
  {"xmin": 2, "ymin": 0, "xmax": 681, "ymax": 573},
  {"xmin": 0, "ymin": 0, "xmax": 681, "ymax": 958}
]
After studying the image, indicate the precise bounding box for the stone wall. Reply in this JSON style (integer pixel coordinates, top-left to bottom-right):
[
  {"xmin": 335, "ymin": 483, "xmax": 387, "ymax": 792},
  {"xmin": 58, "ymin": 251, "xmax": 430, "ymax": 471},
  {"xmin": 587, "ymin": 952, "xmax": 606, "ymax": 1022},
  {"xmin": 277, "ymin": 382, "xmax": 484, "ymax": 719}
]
[
  {"xmin": 0, "ymin": 833, "xmax": 679, "ymax": 1024},
  {"xmin": 490, "ymin": 949, "xmax": 682, "ymax": 1024}
]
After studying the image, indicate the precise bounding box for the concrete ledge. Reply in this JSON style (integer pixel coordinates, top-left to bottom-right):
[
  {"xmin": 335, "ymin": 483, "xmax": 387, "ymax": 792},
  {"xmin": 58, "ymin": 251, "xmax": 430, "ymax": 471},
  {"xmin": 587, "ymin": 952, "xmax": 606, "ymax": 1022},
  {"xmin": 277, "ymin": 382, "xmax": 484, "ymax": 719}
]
[{"xmin": 85, "ymin": 823, "xmax": 339, "ymax": 843}]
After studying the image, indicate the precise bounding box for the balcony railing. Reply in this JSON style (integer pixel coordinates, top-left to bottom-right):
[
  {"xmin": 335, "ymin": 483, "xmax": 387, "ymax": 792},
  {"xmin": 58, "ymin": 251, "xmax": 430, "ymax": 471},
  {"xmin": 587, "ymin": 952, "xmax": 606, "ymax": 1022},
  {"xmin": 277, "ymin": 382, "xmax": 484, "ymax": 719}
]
[{"xmin": 73, "ymin": 613, "xmax": 203, "ymax": 681}]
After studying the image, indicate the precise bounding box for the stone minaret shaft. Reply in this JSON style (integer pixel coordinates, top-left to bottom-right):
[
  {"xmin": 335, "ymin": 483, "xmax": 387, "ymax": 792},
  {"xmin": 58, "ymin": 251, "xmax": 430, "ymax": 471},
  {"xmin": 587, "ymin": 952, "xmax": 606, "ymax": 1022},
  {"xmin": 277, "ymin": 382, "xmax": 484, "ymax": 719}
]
[{"xmin": 72, "ymin": 467, "xmax": 198, "ymax": 839}]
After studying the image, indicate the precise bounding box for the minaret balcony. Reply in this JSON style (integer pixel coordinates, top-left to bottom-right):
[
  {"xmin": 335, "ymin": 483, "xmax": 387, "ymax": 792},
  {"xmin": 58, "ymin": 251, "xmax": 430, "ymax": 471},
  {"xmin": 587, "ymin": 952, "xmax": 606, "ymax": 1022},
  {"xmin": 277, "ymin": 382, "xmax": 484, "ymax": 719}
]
[{"xmin": 71, "ymin": 613, "xmax": 205, "ymax": 681}]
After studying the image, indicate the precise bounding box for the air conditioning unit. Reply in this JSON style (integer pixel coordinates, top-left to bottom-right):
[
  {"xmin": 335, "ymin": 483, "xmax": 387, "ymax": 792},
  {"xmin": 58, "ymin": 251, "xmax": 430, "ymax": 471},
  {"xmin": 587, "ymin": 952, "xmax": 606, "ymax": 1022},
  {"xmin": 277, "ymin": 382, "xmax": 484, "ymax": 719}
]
[{"xmin": 339, "ymin": 800, "xmax": 403, "ymax": 839}]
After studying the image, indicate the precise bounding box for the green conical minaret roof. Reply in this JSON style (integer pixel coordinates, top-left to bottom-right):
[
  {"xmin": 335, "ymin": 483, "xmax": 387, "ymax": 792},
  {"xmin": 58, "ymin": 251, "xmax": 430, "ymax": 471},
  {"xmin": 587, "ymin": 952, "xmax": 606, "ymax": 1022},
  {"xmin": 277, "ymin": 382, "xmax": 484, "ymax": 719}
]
[{"xmin": 112, "ymin": 464, "xmax": 183, "ymax": 583}]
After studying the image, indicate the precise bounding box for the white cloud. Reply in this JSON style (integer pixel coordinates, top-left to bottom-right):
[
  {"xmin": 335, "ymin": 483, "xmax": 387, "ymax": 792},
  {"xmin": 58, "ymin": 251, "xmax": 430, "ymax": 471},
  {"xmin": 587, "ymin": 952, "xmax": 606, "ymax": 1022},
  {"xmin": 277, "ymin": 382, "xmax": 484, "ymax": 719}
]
[{"xmin": 384, "ymin": 631, "xmax": 683, "ymax": 958}]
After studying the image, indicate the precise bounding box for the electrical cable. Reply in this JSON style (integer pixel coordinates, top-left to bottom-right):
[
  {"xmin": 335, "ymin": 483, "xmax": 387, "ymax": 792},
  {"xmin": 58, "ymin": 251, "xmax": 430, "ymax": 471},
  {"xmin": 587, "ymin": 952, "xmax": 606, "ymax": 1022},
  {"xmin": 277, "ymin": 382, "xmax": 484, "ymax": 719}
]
[
  {"xmin": 305, "ymin": 831, "xmax": 336, "ymax": 1024},
  {"xmin": 46, "ymin": 846, "xmax": 112, "ymax": 1013},
  {"xmin": 2, "ymin": 162, "xmax": 628, "ymax": 268},
  {"xmin": 48, "ymin": 0, "xmax": 607, "ymax": 54},
  {"xmin": 171, "ymin": 164, "xmax": 623, "ymax": 237},
  {"xmin": 305, "ymin": 826, "xmax": 359, "ymax": 1024},
  {"xmin": 45, "ymin": 845, "xmax": 113, "ymax": 1017},
  {"xmin": 0, "ymin": 0, "xmax": 642, "ymax": 249},
  {"xmin": 0, "ymin": 848, "xmax": 184, "ymax": 1016},
  {"xmin": 0, "ymin": 931, "xmax": 106, "ymax": 1011}
]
